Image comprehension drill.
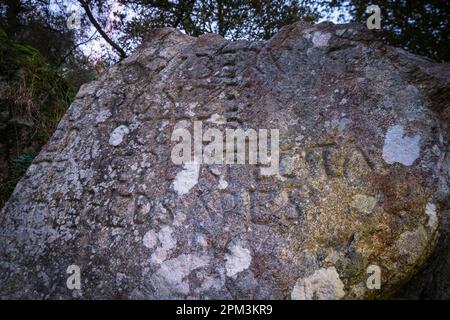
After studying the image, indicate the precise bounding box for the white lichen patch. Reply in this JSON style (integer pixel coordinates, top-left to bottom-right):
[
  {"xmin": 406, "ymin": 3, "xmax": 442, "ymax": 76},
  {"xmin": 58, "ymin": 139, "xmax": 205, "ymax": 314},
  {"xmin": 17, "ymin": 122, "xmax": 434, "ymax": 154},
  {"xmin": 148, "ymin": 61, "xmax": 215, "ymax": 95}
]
[
  {"xmin": 109, "ymin": 125, "xmax": 130, "ymax": 146},
  {"xmin": 187, "ymin": 102, "xmax": 197, "ymax": 117},
  {"xmin": 173, "ymin": 162, "xmax": 200, "ymax": 196},
  {"xmin": 143, "ymin": 230, "xmax": 158, "ymax": 249},
  {"xmin": 155, "ymin": 254, "xmax": 210, "ymax": 295},
  {"xmin": 209, "ymin": 166, "xmax": 221, "ymax": 176},
  {"xmin": 76, "ymin": 81, "xmax": 100, "ymax": 98},
  {"xmin": 291, "ymin": 267, "xmax": 345, "ymax": 300},
  {"xmin": 174, "ymin": 120, "xmax": 190, "ymax": 130},
  {"xmin": 225, "ymin": 244, "xmax": 252, "ymax": 277},
  {"xmin": 339, "ymin": 98, "xmax": 348, "ymax": 105},
  {"xmin": 330, "ymin": 116, "xmax": 351, "ymax": 133},
  {"xmin": 207, "ymin": 113, "xmax": 226, "ymax": 125},
  {"xmin": 350, "ymin": 194, "xmax": 377, "ymax": 214},
  {"xmin": 95, "ymin": 110, "xmax": 111, "ymax": 123},
  {"xmin": 302, "ymin": 29, "xmax": 313, "ymax": 39},
  {"xmin": 312, "ymin": 31, "xmax": 331, "ymax": 47},
  {"xmin": 151, "ymin": 225, "xmax": 177, "ymax": 264},
  {"xmin": 196, "ymin": 234, "xmax": 208, "ymax": 248},
  {"xmin": 335, "ymin": 29, "xmax": 346, "ymax": 36},
  {"xmin": 218, "ymin": 176, "xmax": 228, "ymax": 190},
  {"xmin": 425, "ymin": 202, "xmax": 437, "ymax": 229},
  {"xmin": 382, "ymin": 125, "xmax": 421, "ymax": 166},
  {"xmin": 159, "ymin": 120, "xmax": 169, "ymax": 130},
  {"xmin": 274, "ymin": 190, "xmax": 289, "ymax": 207},
  {"xmin": 173, "ymin": 211, "xmax": 187, "ymax": 227}
]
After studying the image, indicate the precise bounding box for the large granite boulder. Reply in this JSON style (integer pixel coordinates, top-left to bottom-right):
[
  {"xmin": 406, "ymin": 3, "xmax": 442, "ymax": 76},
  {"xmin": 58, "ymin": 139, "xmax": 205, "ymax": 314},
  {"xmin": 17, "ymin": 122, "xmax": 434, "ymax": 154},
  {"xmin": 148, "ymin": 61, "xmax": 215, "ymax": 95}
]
[{"xmin": 0, "ymin": 22, "xmax": 449, "ymax": 299}]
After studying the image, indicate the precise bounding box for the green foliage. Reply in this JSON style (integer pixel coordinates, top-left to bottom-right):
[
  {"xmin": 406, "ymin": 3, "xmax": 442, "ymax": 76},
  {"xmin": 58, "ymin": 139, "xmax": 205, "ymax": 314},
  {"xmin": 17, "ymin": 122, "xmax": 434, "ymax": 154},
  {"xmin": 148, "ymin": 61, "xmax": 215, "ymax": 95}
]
[
  {"xmin": 93, "ymin": 0, "xmax": 447, "ymax": 62},
  {"xmin": 327, "ymin": 0, "xmax": 449, "ymax": 62},
  {"xmin": 0, "ymin": 150, "xmax": 37, "ymax": 204},
  {"xmin": 115, "ymin": 0, "xmax": 320, "ymax": 52},
  {"xmin": 0, "ymin": 27, "xmax": 74, "ymax": 206},
  {"xmin": 0, "ymin": 26, "xmax": 74, "ymax": 140},
  {"xmin": 14, "ymin": 150, "xmax": 38, "ymax": 175}
]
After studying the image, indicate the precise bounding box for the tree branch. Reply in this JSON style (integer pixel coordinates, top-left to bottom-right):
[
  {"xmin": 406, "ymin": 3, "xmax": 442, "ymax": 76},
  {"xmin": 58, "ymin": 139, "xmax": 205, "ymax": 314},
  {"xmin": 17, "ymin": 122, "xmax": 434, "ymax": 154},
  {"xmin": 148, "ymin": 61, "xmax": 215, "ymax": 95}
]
[
  {"xmin": 57, "ymin": 30, "xmax": 98, "ymax": 68},
  {"xmin": 77, "ymin": 0, "xmax": 127, "ymax": 59}
]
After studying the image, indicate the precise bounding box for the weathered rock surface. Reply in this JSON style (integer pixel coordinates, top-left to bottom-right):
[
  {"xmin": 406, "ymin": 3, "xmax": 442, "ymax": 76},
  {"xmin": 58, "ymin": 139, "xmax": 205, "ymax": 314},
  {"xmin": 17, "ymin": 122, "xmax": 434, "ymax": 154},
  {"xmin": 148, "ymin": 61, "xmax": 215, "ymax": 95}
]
[{"xmin": 0, "ymin": 22, "xmax": 449, "ymax": 299}]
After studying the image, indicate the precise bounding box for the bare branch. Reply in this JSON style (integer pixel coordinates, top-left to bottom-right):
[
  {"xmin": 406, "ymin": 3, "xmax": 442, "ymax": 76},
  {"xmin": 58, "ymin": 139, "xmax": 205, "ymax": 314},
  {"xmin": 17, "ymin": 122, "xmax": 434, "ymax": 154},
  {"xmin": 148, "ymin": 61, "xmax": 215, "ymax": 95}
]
[
  {"xmin": 57, "ymin": 31, "xmax": 98, "ymax": 68},
  {"xmin": 77, "ymin": 0, "xmax": 127, "ymax": 59}
]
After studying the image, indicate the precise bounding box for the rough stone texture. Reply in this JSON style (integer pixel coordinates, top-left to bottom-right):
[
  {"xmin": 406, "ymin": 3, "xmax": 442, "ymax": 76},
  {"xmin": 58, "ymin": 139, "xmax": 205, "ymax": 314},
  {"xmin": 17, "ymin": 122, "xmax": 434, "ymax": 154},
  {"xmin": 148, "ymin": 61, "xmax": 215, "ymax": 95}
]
[{"xmin": 0, "ymin": 22, "xmax": 449, "ymax": 299}]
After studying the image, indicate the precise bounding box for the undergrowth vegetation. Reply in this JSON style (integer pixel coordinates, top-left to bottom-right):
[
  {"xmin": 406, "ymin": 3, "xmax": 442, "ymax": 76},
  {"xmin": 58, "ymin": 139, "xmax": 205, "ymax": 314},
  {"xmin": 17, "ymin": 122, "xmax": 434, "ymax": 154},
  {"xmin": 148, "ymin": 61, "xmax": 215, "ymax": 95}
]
[{"xmin": 0, "ymin": 27, "xmax": 75, "ymax": 207}]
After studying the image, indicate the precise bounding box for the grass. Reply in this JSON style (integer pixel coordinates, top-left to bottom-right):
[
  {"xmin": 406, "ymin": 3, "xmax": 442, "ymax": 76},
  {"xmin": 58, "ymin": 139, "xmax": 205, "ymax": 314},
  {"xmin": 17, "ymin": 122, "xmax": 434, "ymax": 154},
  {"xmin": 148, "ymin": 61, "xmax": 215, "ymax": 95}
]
[{"xmin": 0, "ymin": 27, "xmax": 75, "ymax": 208}]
